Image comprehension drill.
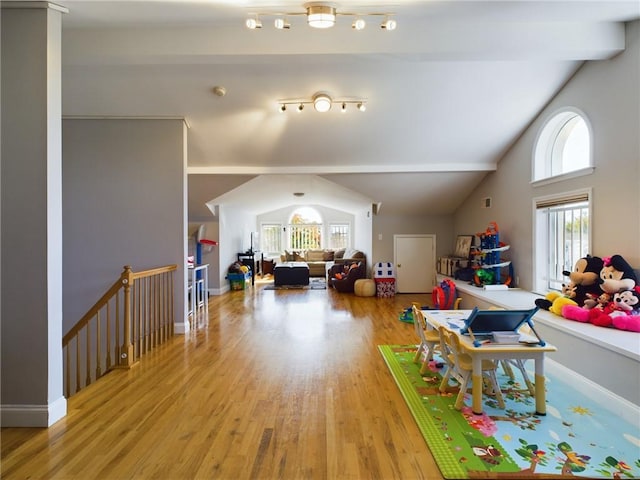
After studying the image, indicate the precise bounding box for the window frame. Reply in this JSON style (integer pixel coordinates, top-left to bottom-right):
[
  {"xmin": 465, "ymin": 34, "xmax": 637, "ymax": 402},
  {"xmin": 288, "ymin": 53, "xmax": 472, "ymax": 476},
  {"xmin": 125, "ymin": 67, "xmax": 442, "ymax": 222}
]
[
  {"xmin": 531, "ymin": 107, "xmax": 594, "ymax": 186},
  {"xmin": 532, "ymin": 188, "xmax": 592, "ymax": 294},
  {"xmin": 328, "ymin": 222, "xmax": 351, "ymax": 249},
  {"xmin": 260, "ymin": 223, "xmax": 283, "ymax": 256}
]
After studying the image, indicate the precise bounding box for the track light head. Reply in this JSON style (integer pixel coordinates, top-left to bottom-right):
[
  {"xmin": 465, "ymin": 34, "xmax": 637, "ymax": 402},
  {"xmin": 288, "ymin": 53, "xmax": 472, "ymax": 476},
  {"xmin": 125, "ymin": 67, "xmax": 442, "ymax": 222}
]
[
  {"xmin": 297, "ymin": 103, "xmax": 304, "ymax": 112},
  {"xmin": 280, "ymin": 104, "xmax": 286, "ymax": 112},
  {"xmin": 352, "ymin": 18, "xmax": 366, "ymax": 30},
  {"xmin": 381, "ymin": 18, "xmax": 396, "ymax": 30},
  {"xmin": 246, "ymin": 17, "xmax": 262, "ymax": 29},
  {"xmin": 274, "ymin": 18, "xmax": 291, "ymax": 29},
  {"xmin": 357, "ymin": 102, "xmax": 366, "ymax": 112},
  {"xmin": 341, "ymin": 102, "xmax": 347, "ymax": 112}
]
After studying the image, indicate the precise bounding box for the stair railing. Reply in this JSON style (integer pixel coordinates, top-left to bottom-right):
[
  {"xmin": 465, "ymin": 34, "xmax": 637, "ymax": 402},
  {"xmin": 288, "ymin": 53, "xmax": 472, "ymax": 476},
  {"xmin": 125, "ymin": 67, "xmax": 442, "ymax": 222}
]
[{"xmin": 62, "ymin": 264, "xmax": 178, "ymax": 397}]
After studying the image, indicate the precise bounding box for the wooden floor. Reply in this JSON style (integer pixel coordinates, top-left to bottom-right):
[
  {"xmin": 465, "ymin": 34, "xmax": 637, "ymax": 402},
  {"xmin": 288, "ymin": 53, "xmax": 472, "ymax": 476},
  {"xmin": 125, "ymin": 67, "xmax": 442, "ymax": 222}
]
[{"xmin": 1, "ymin": 279, "xmax": 443, "ymax": 480}]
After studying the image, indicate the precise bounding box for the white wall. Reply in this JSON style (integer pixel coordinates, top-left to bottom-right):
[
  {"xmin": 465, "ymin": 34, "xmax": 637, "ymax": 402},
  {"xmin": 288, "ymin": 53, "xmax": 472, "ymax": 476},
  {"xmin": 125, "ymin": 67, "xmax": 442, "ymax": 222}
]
[
  {"xmin": 215, "ymin": 205, "xmax": 256, "ymax": 292},
  {"xmin": 62, "ymin": 118, "xmax": 188, "ymax": 331},
  {"xmin": 454, "ymin": 20, "xmax": 640, "ymax": 290}
]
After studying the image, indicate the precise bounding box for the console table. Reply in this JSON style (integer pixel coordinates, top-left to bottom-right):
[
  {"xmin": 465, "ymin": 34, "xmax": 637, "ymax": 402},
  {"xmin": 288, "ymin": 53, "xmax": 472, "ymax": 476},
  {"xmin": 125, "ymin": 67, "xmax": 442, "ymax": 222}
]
[{"xmin": 237, "ymin": 251, "xmax": 263, "ymax": 285}]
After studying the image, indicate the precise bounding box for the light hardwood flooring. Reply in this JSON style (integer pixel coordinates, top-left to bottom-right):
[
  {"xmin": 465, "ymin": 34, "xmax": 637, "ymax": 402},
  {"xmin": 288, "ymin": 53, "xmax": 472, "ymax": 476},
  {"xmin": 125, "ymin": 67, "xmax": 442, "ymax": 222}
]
[{"xmin": 1, "ymin": 279, "xmax": 442, "ymax": 479}]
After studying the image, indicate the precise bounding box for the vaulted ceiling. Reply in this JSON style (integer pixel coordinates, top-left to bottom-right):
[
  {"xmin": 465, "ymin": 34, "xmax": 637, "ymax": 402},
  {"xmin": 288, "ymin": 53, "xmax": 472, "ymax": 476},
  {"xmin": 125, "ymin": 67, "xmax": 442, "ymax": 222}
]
[{"xmin": 59, "ymin": 0, "xmax": 640, "ymax": 216}]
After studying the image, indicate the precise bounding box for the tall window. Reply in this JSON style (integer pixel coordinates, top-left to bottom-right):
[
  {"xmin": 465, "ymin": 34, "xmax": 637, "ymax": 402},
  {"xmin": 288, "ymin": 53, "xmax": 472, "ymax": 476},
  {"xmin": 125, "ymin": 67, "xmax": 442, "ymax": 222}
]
[
  {"xmin": 260, "ymin": 223, "xmax": 282, "ymax": 255},
  {"xmin": 534, "ymin": 190, "xmax": 591, "ymax": 293},
  {"xmin": 289, "ymin": 207, "xmax": 322, "ymax": 250},
  {"xmin": 533, "ymin": 109, "xmax": 592, "ymax": 182},
  {"xmin": 329, "ymin": 223, "xmax": 350, "ymax": 249}
]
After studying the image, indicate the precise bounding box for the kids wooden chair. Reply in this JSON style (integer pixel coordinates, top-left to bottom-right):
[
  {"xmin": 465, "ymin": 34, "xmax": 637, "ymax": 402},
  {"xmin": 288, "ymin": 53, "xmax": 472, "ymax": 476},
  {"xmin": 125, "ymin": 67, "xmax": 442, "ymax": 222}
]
[
  {"xmin": 438, "ymin": 325, "xmax": 506, "ymax": 410},
  {"xmin": 411, "ymin": 303, "xmax": 441, "ymax": 375}
]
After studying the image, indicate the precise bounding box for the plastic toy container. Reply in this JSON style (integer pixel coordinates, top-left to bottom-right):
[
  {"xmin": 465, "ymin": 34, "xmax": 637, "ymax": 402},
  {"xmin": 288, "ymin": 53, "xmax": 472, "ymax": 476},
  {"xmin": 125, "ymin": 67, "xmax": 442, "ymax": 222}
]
[
  {"xmin": 492, "ymin": 331, "xmax": 521, "ymax": 344},
  {"xmin": 227, "ymin": 272, "xmax": 251, "ymax": 290}
]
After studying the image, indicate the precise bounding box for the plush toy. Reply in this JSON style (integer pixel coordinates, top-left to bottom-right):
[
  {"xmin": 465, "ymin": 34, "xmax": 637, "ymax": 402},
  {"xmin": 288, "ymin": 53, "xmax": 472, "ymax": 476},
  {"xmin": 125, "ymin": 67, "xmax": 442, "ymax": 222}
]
[
  {"xmin": 564, "ymin": 256, "xmax": 639, "ymax": 328},
  {"xmin": 612, "ymin": 314, "xmax": 640, "ymax": 332},
  {"xmin": 535, "ymin": 255, "xmax": 603, "ymax": 314},
  {"xmin": 563, "ymin": 255, "xmax": 604, "ymax": 305},
  {"xmin": 598, "ymin": 254, "xmax": 638, "ymax": 294},
  {"xmin": 589, "ymin": 290, "xmax": 640, "ymax": 327}
]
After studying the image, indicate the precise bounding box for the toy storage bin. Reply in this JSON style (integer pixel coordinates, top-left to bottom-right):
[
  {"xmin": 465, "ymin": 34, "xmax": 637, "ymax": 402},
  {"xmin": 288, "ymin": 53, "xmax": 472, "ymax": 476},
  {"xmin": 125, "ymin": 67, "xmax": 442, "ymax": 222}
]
[
  {"xmin": 374, "ymin": 262, "xmax": 396, "ymax": 298},
  {"xmin": 227, "ymin": 272, "xmax": 251, "ymax": 290}
]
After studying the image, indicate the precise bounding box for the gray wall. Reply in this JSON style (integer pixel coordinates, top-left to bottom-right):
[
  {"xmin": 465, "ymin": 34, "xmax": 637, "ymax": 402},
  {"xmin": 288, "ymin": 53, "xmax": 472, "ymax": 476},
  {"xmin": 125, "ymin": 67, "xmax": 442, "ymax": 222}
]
[
  {"xmin": 454, "ymin": 20, "xmax": 640, "ymax": 290},
  {"xmin": 373, "ymin": 214, "xmax": 455, "ymax": 267},
  {"xmin": 63, "ymin": 118, "xmax": 187, "ymax": 332},
  {"xmin": 1, "ymin": 5, "xmax": 66, "ymax": 426}
]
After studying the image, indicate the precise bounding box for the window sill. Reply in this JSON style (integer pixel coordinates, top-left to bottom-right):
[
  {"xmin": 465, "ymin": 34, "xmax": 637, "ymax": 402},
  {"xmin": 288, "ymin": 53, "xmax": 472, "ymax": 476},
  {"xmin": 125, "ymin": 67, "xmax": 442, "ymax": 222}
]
[{"xmin": 531, "ymin": 166, "xmax": 595, "ymax": 187}]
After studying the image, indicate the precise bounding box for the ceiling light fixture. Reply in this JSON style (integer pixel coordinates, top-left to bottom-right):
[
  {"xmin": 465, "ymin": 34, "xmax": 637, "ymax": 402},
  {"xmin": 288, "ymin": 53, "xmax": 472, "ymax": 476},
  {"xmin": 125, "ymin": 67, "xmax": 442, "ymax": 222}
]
[
  {"xmin": 306, "ymin": 3, "xmax": 336, "ymax": 28},
  {"xmin": 278, "ymin": 91, "xmax": 367, "ymax": 113},
  {"xmin": 313, "ymin": 93, "xmax": 332, "ymax": 112},
  {"xmin": 245, "ymin": 2, "xmax": 396, "ymax": 31}
]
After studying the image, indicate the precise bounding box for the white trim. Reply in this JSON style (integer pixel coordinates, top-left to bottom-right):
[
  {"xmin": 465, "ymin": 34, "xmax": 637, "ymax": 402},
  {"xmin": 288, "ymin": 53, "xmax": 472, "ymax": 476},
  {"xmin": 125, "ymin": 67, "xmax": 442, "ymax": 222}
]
[
  {"xmin": 532, "ymin": 106, "xmax": 593, "ymax": 183},
  {"xmin": 187, "ymin": 162, "xmax": 497, "ymax": 175},
  {"xmin": 531, "ymin": 166, "xmax": 595, "ymax": 187},
  {"xmin": 546, "ymin": 358, "xmax": 640, "ymax": 425},
  {"xmin": 1, "ymin": 396, "xmax": 67, "ymax": 427}
]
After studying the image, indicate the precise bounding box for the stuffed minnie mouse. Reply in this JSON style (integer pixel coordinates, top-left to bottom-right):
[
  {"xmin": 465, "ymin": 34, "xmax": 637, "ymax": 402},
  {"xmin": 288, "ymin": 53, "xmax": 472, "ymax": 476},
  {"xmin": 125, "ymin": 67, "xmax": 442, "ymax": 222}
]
[{"xmin": 563, "ymin": 255, "xmax": 639, "ymax": 329}]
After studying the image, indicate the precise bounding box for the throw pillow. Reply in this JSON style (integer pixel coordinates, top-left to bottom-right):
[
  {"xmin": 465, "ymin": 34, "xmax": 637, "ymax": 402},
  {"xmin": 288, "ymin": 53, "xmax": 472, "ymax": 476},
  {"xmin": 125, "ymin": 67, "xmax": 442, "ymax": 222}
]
[
  {"xmin": 285, "ymin": 250, "xmax": 295, "ymax": 262},
  {"xmin": 322, "ymin": 250, "xmax": 335, "ymax": 261},
  {"xmin": 334, "ymin": 248, "xmax": 345, "ymax": 260},
  {"xmin": 294, "ymin": 251, "xmax": 305, "ymax": 262}
]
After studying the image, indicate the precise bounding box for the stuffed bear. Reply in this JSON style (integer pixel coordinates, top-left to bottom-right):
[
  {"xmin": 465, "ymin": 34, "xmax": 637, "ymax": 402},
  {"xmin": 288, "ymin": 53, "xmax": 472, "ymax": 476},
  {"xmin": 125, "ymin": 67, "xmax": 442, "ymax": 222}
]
[{"xmin": 535, "ymin": 255, "xmax": 603, "ymax": 314}]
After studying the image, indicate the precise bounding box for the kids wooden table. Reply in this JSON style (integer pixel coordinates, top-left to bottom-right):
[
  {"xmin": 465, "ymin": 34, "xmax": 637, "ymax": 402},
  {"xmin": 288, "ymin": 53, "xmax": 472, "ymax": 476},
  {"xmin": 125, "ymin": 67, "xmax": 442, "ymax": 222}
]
[{"xmin": 422, "ymin": 309, "xmax": 557, "ymax": 416}]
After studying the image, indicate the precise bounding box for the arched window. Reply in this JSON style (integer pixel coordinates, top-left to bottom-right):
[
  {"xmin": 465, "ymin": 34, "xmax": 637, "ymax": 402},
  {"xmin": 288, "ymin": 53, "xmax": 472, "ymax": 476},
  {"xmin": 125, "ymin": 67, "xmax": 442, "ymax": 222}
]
[
  {"xmin": 289, "ymin": 207, "xmax": 322, "ymax": 249},
  {"xmin": 533, "ymin": 109, "xmax": 593, "ymax": 183}
]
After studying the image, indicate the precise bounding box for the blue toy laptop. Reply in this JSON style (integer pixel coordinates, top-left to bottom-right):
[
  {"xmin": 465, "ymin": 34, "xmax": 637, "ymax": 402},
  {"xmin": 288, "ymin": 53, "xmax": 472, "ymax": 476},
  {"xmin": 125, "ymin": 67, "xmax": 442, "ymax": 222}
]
[{"xmin": 459, "ymin": 306, "xmax": 545, "ymax": 345}]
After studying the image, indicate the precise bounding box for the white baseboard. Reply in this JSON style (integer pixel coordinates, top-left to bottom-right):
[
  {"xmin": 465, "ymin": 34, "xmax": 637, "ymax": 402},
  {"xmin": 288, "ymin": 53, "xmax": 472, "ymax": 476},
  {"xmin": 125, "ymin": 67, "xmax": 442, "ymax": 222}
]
[
  {"xmin": 1, "ymin": 395, "xmax": 67, "ymax": 427},
  {"xmin": 546, "ymin": 358, "xmax": 640, "ymax": 425}
]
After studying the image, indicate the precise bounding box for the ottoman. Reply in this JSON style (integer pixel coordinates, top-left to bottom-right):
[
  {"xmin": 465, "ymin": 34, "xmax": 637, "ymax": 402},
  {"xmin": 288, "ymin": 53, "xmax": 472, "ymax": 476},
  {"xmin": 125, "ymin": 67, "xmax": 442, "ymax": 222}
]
[
  {"xmin": 354, "ymin": 279, "xmax": 376, "ymax": 297},
  {"xmin": 274, "ymin": 262, "xmax": 310, "ymax": 286}
]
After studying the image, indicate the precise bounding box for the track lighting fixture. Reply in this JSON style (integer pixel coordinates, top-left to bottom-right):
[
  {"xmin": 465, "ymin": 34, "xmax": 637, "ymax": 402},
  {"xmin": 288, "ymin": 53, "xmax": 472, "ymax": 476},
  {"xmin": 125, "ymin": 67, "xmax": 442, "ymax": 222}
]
[
  {"xmin": 245, "ymin": 2, "xmax": 396, "ymax": 31},
  {"xmin": 278, "ymin": 91, "xmax": 367, "ymax": 113}
]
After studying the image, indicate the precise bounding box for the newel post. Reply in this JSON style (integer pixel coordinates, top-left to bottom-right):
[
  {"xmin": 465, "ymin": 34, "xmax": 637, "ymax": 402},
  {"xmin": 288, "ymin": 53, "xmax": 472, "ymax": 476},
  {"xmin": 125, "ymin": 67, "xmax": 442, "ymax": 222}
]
[{"xmin": 119, "ymin": 265, "xmax": 135, "ymax": 368}]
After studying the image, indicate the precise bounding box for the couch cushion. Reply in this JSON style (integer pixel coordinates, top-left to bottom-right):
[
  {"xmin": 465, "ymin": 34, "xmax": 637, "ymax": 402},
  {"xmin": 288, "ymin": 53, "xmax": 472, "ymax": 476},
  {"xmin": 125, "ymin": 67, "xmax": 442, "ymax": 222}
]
[
  {"xmin": 305, "ymin": 249, "xmax": 325, "ymax": 262},
  {"xmin": 322, "ymin": 250, "xmax": 335, "ymax": 261}
]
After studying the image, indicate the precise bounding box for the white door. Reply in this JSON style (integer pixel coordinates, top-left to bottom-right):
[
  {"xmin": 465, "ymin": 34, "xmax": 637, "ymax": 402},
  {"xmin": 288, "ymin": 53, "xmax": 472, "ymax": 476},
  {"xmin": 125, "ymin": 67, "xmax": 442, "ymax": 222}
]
[{"xmin": 394, "ymin": 234, "xmax": 436, "ymax": 293}]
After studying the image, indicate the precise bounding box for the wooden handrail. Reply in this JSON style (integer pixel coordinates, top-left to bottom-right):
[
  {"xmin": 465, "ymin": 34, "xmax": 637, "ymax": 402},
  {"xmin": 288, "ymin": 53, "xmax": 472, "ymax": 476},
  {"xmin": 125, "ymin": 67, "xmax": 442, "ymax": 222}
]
[{"xmin": 63, "ymin": 264, "xmax": 178, "ymax": 397}]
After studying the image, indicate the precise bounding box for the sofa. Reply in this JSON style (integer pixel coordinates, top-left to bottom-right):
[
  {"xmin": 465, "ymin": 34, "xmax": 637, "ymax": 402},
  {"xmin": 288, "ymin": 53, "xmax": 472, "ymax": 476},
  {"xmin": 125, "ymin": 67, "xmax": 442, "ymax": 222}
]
[{"xmin": 280, "ymin": 248, "xmax": 366, "ymax": 277}]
